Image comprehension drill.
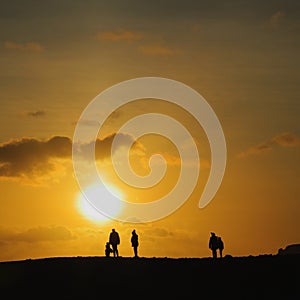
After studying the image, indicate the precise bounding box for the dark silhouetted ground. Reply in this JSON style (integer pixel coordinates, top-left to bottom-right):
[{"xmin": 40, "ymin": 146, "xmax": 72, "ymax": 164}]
[{"xmin": 0, "ymin": 254, "xmax": 299, "ymax": 299}]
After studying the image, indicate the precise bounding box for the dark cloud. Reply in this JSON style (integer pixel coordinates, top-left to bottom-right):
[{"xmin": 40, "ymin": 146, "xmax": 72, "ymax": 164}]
[
  {"xmin": 77, "ymin": 132, "xmax": 144, "ymax": 161},
  {"xmin": 0, "ymin": 136, "xmax": 71, "ymax": 178},
  {"xmin": 238, "ymin": 132, "xmax": 300, "ymax": 158},
  {"xmin": 25, "ymin": 110, "xmax": 46, "ymax": 117},
  {"xmin": 0, "ymin": 132, "xmax": 186, "ymax": 182},
  {"xmin": 0, "ymin": 133, "xmax": 144, "ymax": 181}
]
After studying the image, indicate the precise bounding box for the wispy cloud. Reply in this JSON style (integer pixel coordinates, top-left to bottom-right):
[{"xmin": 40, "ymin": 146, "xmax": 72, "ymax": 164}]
[
  {"xmin": 95, "ymin": 29, "xmax": 143, "ymax": 42},
  {"xmin": 268, "ymin": 11, "xmax": 286, "ymax": 28},
  {"xmin": 0, "ymin": 226, "xmax": 76, "ymax": 243},
  {"xmin": 138, "ymin": 45, "xmax": 176, "ymax": 55},
  {"xmin": 271, "ymin": 133, "xmax": 300, "ymax": 147},
  {"xmin": 145, "ymin": 227, "xmax": 174, "ymax": 238},
  {"xmin": 238, "ymin": 132, "xmax": 300, "ymax": 158},
  {"xmin": 4, "ymin": 41, "xmax": 44, "ymax": 52},
  {"xmin": 94, "ymin": 30, "xmax": 178, "ymax": 56},
  {"xmin": 74, "ymin": 111, "xmax": 122, "ymax": 127}
]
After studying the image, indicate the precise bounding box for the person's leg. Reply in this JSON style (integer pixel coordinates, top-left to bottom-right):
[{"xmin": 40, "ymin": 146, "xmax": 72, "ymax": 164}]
[
  {"xmin": 112, "ymin": 245, "xmax": 117, "ymax": 257},
  {"xmin": 213, "ymin": 249, "xmax": 217, "ymax": 258},
  {"xmin": 134, "ymin": 246, "xmax": 138, "ymax": 257}
]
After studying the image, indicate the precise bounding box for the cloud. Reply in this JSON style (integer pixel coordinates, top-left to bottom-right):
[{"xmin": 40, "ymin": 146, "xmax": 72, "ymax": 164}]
[
  {"xmin": 138, "ymin": 45, "xmax": 176, "ymax": 55},
  {"xmin": 95, "ymin": 29, "xmax": 143, "ymax": 41},
  {"xmin": 271, "ymin": 133, "xmax": 300, "ymax": 147},
  {"xmin": 73, "ymin": 119, "xmax": 99, "ymax": 127},
  {"xmin": 24, "ymin": 110, "xmax": 46, "ymax": 118},
  {"xmin": 268, "ymin": 11, "xmax": 286, "ymax": 28},
  {"xmin": 0, "ymin": 133, "xmax": 144, "ymax": 184},
  {"xmin": 0, "ymin": 132, "xmax": 203, "ymax": 184},
  {"xmin": 149, "ymin": 151, "xmax": 210, "ymax": 169},
  {"xmin": 75, "ymin": 132, "xmax": 145, "ymax": 161},
  {"xmin": 74, "ymin": 111, "xmax": 122, "ymax": 127},
  {"xmin": 0, "ymin": 226, "xmax": 76, "ymax": 243},
  {"xmin": 145, "ymin": 227, "xmax": 174, "ymax": 238},
  {"xmin": 238, "ymin": 132, "xmax": 300, "ymax": 158},
  {"xmin": 16, "ymin": 226, "xmax": 76, "ymax": 243},
  {"xmin": 0, "ymin": 136, "xmax": 72, "ymax": 183},
  {"xmin": 4, "ymin": 41, "xmax": 44, "ymax": 52}
]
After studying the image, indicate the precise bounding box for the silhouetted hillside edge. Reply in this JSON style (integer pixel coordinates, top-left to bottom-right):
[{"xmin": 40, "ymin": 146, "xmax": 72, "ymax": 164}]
[
  {"xmin": 277, "ymin": 243, "xmax": 300, "ymax": 255},
  {"xmin": 0, "ymin": 254, "xmax": 299, "ymax": 299}
]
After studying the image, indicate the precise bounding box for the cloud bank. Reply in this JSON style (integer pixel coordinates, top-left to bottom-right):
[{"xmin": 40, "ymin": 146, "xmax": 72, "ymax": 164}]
[{"xmin": 0, "ymin": 134, "xmax": 144, "ymax": 184}]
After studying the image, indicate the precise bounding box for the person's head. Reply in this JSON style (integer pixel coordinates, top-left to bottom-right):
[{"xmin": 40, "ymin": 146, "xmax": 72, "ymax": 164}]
[
  {"xmin": 112, "ymin": 228, "xmax": 115, "ymax": 232},
  {"xmin": 211, "ymin": 232, "xmax": 215, "ymax": 236},
  {"xmin": 132, "ymin": 229, "xmax": 136, "ymax": 234}
]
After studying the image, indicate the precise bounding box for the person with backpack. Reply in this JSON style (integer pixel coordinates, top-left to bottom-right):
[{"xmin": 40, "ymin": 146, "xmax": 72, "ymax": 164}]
[{"xmin": 209, "ymin": 232, "xmax": 219, "ymax": 258}]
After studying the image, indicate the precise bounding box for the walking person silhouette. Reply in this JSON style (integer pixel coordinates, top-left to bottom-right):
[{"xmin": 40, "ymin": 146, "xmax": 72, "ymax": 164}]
[
  {"xmin": 131, "ymin": 229, "xmax": 139, "ymax": 258},
  {"xmin": 109, "ymin": 228, "xmax": 120, "ymax": 257}
]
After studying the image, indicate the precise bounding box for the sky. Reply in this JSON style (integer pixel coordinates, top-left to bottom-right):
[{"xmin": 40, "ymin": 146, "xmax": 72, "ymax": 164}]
[{"xmin": 0, "ymin": 0, "xmax": 299, "ymax": 261}]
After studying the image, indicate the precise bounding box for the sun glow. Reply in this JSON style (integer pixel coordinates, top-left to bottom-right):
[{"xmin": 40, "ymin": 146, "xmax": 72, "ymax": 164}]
[{"xmin": 76, "ymin": 183, "xmax": 124, "ymax": 222}]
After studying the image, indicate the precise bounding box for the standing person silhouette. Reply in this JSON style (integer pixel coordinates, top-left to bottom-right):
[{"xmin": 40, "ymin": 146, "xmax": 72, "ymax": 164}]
[
  {"xmin": 131, "ymin": 229, "xmax": 139, "ymax": 258},
  {"xmin": 109, "ymin": 229, "xmax": 120, "ymax": 257},
  {"xmin": 217, "ymin": 236, "xmax": 224, "ymax": 258},
  {"xmin": 209, "ymin": 232, "xmax": 219, "ymax": 259}
]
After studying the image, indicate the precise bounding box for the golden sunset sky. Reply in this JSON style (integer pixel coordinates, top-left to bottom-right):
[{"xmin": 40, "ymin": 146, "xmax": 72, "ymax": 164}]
[{"xmin": 0, "ymin": 0, "xmax": 299, "ymax": 261}]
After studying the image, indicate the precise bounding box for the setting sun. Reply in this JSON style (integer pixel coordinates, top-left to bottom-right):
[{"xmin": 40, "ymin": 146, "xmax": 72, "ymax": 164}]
[{"xmin": 76, "ymin": 184, "xmax": 124, "ymax": 223}]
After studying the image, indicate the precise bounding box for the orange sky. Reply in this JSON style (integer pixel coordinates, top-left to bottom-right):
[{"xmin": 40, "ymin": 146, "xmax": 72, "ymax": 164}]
[{"xmin": 0, "ymin": 0, "xmax": 299, "ymax": 262}]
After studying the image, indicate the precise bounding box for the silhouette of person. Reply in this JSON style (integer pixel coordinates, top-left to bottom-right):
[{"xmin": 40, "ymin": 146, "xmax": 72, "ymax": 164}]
[
  {"xmin": 217, "ymin": 236, "xmax": 224, "ymax": 258},
  {"xmin": 209, "ymin": 232, "xmax": 219, "ymax": 259},
  {"xmin": 131, "ymin": 229, "xmax": 139, "ymax": 258},
  {"xmin": 109, "ymin": 229, "xmax": 120, "ymax": 257},
  {"xmin": 105, "ymin": 242, "xmax": 112, "ymax": 257}
]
